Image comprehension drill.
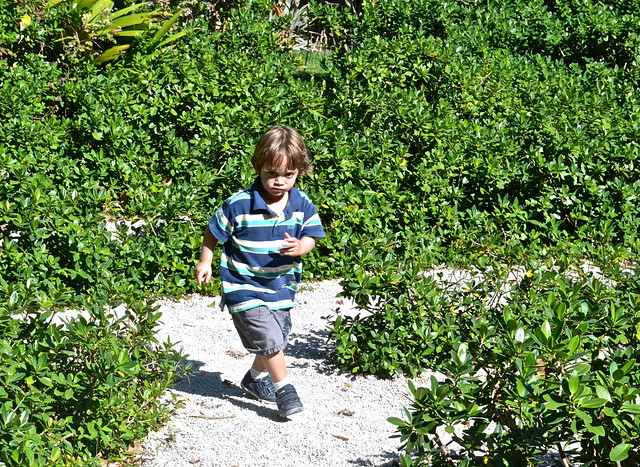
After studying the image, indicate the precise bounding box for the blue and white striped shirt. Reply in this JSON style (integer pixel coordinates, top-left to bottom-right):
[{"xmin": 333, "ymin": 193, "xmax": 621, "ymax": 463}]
[{"xmin": 209, "ymin": 179, "xmax": 326, "ymax": 313}]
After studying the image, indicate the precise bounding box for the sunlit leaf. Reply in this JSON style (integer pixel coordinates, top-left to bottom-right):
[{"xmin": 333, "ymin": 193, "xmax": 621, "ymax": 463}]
[{"xmin": 610, "ymin": 443, "xmax": 632, "ymax": 462}]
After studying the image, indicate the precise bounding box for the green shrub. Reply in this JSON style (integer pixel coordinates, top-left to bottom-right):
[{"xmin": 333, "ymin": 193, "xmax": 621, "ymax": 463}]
[
  {"xmin": 0, "ymin": 282, "xmax": 188, "ymax": 465},
  {"xmin": 329, "ymin": 250, "xmax": 640, "ymax": 464},
  {"xmin": 6, "ymin": 0, "xmax": 184, "ymax": 66},
  {"xmin": 385, "ymin": 256, "xmax": 640, "ymax": 465}
]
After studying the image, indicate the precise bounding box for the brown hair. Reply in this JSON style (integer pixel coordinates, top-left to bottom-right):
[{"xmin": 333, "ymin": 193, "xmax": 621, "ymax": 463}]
[{"xmin": 251, "ymin": 126, "xmax": 313, "ymax": 176}]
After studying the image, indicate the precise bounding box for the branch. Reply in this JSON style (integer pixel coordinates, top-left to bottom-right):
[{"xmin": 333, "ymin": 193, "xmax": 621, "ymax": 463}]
[
  {"xmin": 556, "ymin": 443, "xmax": 572, "ymax": 467},
  {"xmin": 434, "ymin": 434, "xmax": 456, "ymax": 467}
]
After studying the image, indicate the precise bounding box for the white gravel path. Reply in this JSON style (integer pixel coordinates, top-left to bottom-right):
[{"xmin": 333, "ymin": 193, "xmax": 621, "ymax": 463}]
[{"xmin": 139, "ymin": 280, "xmax": 433, "ymax": 467}]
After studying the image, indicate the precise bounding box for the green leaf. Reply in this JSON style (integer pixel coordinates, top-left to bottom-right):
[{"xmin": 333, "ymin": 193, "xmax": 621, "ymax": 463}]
[
  {"xmin": 429, "ymin": 376, "xmax": 438, "ymax": 393},
  {"xmin": 87, "ymin": 0, "xmax": 113, "ymax": 24},
  {"xmin": 87, "ymin": 421, "xmax": 98, "ymax": 438},
  {"xmin": 51, "ymin": 446, "xmax": 62, "ymax": 462},
  {"xmin": 112, "ymin": 30, "xmax": 147, "ymax": 38},
  {"xmin": 578, "ymin": 397, "xmax": 608, "ymax": 409},
  {"xmin": 38, "ymin": 376, "xmax": 53, "ymax": 387},
  {"xmin": 387, "ymin": 417, "xmax": 407, "ymax": 427},
  {"xmin": 108, "ymin": 12, "xmax": 158, "ymax": 29},
  {"xmin": 610, "ymin": 443, "xmax": 632, "ymax": 462},
  {"xmin": 541, "ymin": 320, "xmax": 551, "ymax": 340},
  {"xmin": 573, "ymin": 363, "xmax": 591, "ymax": 375},
  {"xmin": 156, "ymin": 31, "xmax": 186, "ymax": 49},
  {"xmin": 118, "ymin": 361, "xmax": 139, "ymax": 375},
  {"xmin": 575, "ymin": 409, "xmax": 592, "ymax": 425},
  {"xmin": 620, "ymin": 403, "xmax": 640, "ymax": 414},
  {"xmin": 107, "ymin": 2, "xmax": 146, "ymax": 20},
  {"xmin": 517, "ymin": 379, "xmax": 527, "ymax": 397},
  {"xmin": 568, "ymin": 372, "xmax": 580, "ymax": 395},
  {"xmin": 612, "ymin": 369, "xmax": 626, "ymax": 381},
  {"xmin": 567, "ymin": 335, "xmax": 580, "ymax": 353},
  {"xmin": 457, "ymin": 343, "xmax": 468, "ymax": 363},
  {"xmin": 96, "ymin": 45, "xmax": 131, "ymax": 63},
  {"xmin": 148, "ymin": 9, "xmax": 183, "ymax": 51},
  {"xmin": 586, "ymin": 423, "xmax": 605, "ymax": 436},
  {"xmin": 78, "ymin": 0, "xmax": 99, "ymax": 9},
  {"xmin": 542, "ymin": 394, "xmax": 566, "ymax": 410},
  {"xmin": 595, "ymin": 385, "xmax": 611, "ymax": 402}
]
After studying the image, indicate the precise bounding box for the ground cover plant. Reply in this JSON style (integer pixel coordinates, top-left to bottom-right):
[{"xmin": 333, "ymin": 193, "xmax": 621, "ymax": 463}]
[
  {"xmin": 331, "ymin": 251, "xmax": 640, "ymax": 465},
  {"xmin": 1, "ymin": 0, "xmax": 640, "ymax": 464}
]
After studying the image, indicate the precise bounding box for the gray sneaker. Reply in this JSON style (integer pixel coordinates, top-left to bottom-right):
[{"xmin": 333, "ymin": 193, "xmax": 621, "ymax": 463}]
[
  {"xmin": 241, "ymin": 371, "xmax": 276, "ymax": 403},
  {"xmin": 276, "ymin": 384, "xmax": 304, "ymax": 418}
]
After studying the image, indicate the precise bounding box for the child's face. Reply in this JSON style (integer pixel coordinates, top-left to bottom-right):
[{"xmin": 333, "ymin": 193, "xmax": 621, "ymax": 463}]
[{"xmin": 259, "ymin": 161, "xmax": 299, "ymax": 203}]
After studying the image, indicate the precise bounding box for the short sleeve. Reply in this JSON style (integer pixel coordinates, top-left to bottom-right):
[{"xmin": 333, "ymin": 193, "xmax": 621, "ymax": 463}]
[
  {"xmin": 300, "ymin": 199, "xmax": 326, "ymax": 239},
  {"xmin": 208, "ymin": 201, "xmax": 233, "ymax": 244}
]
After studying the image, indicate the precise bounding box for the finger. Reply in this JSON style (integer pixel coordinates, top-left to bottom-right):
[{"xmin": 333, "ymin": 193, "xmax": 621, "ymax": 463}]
[
  {"xmin": 197, "ymin": 271, "xmax": 209, "ymax": 285},
  {"xmin": 284, "ymin": 232, "xmax": 292, "ymax": 239}
]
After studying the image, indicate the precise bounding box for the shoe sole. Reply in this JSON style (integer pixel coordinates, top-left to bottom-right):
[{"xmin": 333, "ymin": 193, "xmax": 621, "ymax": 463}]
[{"xmin": 279, "ymin": 405, "xmax": 304, "ymax": 418}]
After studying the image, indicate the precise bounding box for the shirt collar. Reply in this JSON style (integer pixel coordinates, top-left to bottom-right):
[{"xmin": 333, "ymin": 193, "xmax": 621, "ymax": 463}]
[{"xmin": 250, "ymin": 177, "xmax": 301, "ymax": 216}]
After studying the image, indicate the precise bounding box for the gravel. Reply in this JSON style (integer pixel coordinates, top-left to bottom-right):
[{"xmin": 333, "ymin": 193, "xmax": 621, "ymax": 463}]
[{"xmin": 139, "ymin": 280, "xmax": 431, "ymax": 467}]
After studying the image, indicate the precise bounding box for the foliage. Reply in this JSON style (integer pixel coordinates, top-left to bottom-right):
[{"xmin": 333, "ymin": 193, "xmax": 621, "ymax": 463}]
[
  {"xmin": 330, "ymin": 249, "xmax": 640, "ymax": 464},
  {"xmin": 4, "ymin": 0, "xmax": 184, "ymax": 66},
  {"xmin": 380, "ymin": 254, "xmax": 640, "ymax": 465},
  {"xmin": 315, "ymin": 1, "xmax": 640, "ymax": 462},
  {"xmin": 0, "ymin": 282, "xmax": 188, "ymax": 465}
]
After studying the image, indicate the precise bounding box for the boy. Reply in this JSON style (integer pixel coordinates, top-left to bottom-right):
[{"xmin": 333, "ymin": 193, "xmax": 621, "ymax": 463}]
[{"xmin": 194, "ymin": 126, "xmax": 325, "ymax": 418}]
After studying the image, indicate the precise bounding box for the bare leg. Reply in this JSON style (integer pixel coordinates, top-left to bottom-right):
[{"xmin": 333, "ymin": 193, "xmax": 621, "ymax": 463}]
[{"xmin": 252, "ymin": 350, "xmax": 287, "ymax": 383}]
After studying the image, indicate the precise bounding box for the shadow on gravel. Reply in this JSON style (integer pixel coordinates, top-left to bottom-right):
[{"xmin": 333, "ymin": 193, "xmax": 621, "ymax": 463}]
[
  {"xmin": 170, "ymin": 360, "xmax": 288, "ymax": 422},
  {"xmin": 287, "ymin": 329, "xmax": 338, "ymax": 375},
  {"xmin": 171, "ymin": 360, "xmax": 230, "ymax": 398},
  {"xmin": 224, "ymin": 395, "xmax": 288, "ymax": 423},
  {"xmin": 347, "ymin": 452, "xmax": 400, "ymax": 466}
]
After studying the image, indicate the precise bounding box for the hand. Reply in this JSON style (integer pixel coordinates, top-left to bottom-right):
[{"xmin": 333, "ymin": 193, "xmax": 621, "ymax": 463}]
[
  {"xmin": 195, "ymin": 228, "xmax": 217, "ymax": 285},
  {"xmin": 279, "ymin": 233, "xmax": 316, "ymax": 256},
  {"xmin": 279, "ymin": 232, "xmax": 299, "ymax": 256},
  {"xmin": 194, "ymin": 261, "xmax": 213, "ymax": 285}
]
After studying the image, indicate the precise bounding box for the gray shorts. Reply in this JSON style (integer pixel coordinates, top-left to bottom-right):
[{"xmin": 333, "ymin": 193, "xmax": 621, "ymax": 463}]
[{"xmin": 231, "ymin": 306, "xmax": 292, "ymax": 355}]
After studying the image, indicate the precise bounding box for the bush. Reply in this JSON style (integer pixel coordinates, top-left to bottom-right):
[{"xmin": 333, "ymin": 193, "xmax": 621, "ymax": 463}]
[
  {"xmin": 330, "ymin": 250, "xmax": 640, "ymax": 464},
  {"xmin": 387, "ymin": 256, "xmax": 639, "ymax": 465},
  {"xmin": 4, "ymin": 0, "xmax": 184, "ymax": 66},
  {"xmin": 0, "ymin": 281, "xmax": 187, "ymax": 465}
]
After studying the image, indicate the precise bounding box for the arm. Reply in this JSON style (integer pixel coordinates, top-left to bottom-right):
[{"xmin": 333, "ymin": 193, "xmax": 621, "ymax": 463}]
[
  {"xmin": 195, "ymin": 227, "xmax": 218, "ymax": 285},
  {"xmin": 280, "ymin": 232, "xmax": 316, "ymax": 257}
]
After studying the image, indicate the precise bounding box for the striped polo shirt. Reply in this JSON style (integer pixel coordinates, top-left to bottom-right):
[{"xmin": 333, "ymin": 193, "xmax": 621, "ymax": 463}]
[{"xmin": 208, "ymin": 179, "xmax": 326, "ymax": 313}]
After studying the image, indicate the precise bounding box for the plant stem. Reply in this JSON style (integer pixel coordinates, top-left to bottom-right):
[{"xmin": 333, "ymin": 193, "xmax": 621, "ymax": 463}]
[
  {"xmin": 434, "ymin": 435, "xmax": 456, "ymax": 467},
  {"xmin": 557, "ymin": 443, "xmax": 572, "ymax": 467}
]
